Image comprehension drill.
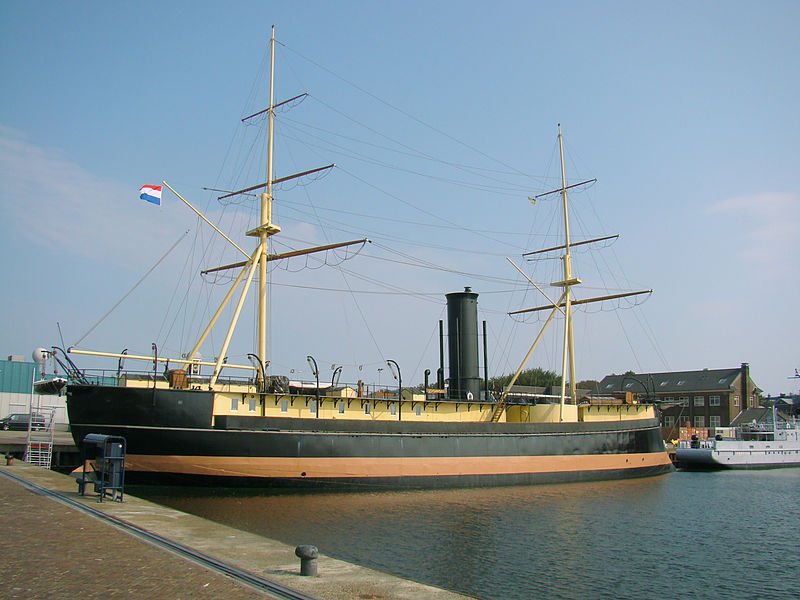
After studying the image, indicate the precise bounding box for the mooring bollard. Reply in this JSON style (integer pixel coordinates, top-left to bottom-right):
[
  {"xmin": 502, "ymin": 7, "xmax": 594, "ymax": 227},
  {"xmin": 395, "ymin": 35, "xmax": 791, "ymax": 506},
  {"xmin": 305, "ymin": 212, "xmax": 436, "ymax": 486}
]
[
  {"xmin": 5, "ymin": 454, "xmax": 13, "ymax": 466},
  {"xmin": 295, "ymin": 544, "xmax": 319, "ymax": 576}
]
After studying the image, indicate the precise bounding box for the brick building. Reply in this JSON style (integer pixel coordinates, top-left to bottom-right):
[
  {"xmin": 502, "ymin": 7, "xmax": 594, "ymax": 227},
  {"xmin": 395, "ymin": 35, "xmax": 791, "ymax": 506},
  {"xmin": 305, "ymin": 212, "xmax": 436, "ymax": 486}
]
[{"xmin": 598, "ymin": 363, "xmax": 761, "ymax": 440}]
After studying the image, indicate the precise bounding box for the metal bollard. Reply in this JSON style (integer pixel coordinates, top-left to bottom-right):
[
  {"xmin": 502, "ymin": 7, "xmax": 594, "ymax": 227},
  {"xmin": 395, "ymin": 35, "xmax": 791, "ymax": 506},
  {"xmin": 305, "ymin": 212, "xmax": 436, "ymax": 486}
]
[{"xmin": 295, "ymin": 544, "xmax": 319, "ymax": 576}]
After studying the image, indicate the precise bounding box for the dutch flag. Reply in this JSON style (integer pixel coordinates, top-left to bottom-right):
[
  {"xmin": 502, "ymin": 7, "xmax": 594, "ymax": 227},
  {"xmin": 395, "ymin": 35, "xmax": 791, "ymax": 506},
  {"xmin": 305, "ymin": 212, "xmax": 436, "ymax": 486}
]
[{"xmin": 139, "ymin": 184, "xmax": 162, "ymax": 206}]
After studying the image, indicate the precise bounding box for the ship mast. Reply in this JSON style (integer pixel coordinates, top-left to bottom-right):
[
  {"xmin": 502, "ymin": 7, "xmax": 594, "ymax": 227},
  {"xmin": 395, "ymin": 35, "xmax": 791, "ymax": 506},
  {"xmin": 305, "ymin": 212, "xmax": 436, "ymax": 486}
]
[
  {"xmin": 555, "ymin": 124, "xmax": 579, "ymax": 415},
  {"xmin": 257, "ymin": 26, "xmax": 280, "ymax": 384},
  {"xmin": 69, "ymin": 27, "xmax": 366, "ymax": 384},
  {"xmin": 489, "ymin": 126, "xmax": 651, "ymax": 423}
]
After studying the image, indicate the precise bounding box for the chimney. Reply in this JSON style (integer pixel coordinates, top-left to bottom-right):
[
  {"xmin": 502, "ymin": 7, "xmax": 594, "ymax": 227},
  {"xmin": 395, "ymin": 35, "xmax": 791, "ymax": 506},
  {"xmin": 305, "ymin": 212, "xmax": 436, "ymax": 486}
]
[{"xmin": 740, "ymin": 363, "xmax": 749, "ymax": 410}]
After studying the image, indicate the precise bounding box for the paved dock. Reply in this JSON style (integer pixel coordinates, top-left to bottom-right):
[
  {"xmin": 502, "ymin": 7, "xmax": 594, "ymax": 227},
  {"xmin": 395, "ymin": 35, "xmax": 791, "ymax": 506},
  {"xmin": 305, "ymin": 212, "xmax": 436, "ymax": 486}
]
[{"xmin": 1, "ymin": 461, "xmax": 469, "ymax": 599}]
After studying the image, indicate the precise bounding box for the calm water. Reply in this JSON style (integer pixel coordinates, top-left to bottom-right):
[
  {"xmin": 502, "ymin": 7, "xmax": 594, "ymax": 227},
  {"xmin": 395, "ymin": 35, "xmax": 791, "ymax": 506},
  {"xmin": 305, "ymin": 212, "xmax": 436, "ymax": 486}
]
[{"xmin": 132, "ymin": 470, "xmax": 800, "ymax": 599}]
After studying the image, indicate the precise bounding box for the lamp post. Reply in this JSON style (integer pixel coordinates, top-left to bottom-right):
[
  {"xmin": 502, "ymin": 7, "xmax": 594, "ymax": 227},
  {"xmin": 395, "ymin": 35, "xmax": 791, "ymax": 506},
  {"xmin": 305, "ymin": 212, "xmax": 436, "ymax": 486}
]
[
  {"xmin": 386, "ymin": 359, "xmax": 401, "ymax": 421},
  {"xmin": 247, "ymin": 353, "xmax": 267, "ymax": 392},
  {"xmin": 306, "ymin": 355, "xmax": 319, "ymax": 418},
  {"xmin": 331, "ymin": 365, "xmax": 342, "ymax": 388},
  {"xmin": 151, "ymin": 342, "xmax": 158, "ymax": 386}
]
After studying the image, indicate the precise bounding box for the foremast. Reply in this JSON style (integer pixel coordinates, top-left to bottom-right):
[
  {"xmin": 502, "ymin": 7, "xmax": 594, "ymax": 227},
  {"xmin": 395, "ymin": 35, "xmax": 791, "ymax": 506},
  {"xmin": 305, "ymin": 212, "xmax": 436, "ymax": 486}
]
[{"xmin": 71, "ymin": 27, "xmax": 366, "ymax": 388}]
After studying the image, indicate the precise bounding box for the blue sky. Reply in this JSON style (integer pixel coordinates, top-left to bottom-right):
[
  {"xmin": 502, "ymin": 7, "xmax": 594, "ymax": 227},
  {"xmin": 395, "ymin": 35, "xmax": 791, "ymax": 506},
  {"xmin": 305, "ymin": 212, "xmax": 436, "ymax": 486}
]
[{"xmin": 1, "ymin": 1, "xmax": 798, "ymax": 395}]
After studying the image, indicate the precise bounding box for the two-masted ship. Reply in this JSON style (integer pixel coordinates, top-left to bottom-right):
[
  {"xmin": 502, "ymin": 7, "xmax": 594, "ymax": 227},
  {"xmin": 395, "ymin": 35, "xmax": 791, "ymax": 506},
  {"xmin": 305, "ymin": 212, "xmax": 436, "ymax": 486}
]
[{"xmin": 61, "ymin": 28, "xmax": 673, "ymax": 488}]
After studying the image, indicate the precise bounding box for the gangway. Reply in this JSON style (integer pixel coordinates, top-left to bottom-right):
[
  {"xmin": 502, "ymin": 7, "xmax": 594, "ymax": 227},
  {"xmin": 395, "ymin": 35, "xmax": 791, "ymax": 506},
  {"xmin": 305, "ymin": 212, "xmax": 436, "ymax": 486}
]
[{"xmin": 24, "ymin": 406, "xmax": 56, "ymax": 469}]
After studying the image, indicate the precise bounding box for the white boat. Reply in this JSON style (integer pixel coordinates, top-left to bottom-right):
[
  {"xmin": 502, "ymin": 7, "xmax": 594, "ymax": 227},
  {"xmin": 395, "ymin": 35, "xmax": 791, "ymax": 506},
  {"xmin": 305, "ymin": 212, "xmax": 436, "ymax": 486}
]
[{"xmin": 676, "ymin": 407, "xmax": 800, "ymax": 470}]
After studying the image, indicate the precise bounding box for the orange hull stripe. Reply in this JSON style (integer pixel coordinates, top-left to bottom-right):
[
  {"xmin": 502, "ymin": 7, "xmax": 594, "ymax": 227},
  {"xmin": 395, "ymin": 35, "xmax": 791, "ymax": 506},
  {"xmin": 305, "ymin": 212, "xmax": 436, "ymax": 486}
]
[{"xmin": 125, "ymin": 453, "xmax": 673, "ymax": 478}]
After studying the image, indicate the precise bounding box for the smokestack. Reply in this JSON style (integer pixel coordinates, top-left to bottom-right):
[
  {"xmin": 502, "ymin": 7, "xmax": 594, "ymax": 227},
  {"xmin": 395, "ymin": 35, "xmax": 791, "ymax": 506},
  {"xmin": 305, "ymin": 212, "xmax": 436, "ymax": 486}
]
[{"xmin": 446, "ymin": 287, "xmax": 480, "ymax": 400}]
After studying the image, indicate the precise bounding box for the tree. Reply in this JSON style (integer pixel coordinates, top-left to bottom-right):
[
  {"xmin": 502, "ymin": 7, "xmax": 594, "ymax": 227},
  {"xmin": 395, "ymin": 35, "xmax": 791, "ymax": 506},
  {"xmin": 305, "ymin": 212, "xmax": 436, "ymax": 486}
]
[{"xmin": 487, "ymin": 367, "xmax": 561, "ymax": 391}]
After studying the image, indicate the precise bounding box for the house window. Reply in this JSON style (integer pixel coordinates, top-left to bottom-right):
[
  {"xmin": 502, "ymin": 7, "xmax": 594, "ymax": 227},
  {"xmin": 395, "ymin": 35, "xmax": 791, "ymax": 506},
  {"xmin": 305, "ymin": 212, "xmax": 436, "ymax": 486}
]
[
  {"xmin": 718, "ymin": 377, "xmax": 728, "ymax": 384},
  {"xmin": 248, "ymin": 398, "xmax": 256, "ymax": 412},
  {"xmin": 710, "ymin": 415, "xmax": 721, "ymax": 429},
  {"xmin": 415, "ymin": 404, "xmax": 422, "ymax": 416},
  {"xmin": 664, "ymin": 396, "xmax": 674, "ymax": 403},
  {"xmin": 338, "ymin": 402, "xmax": 345, "ymax": 414},
  {"xmin": 390, "ymin": 403, "xmax": 397, "ymax": 416},
  {"xmin": 660, "ymin": 381, "xmax": 668, "ymax": 387},
  {"xmin": 230, "ymin": 398, "xmax": 238, "ymax": 411},
  {"xmin": 677, "ymin": 380, "xmax": 686, "ymax": 386},
  {"xmin": 694, "ymin": 415, "xmax": 705, "ymax": 427},
  {"xmin": 310, "ymin": 400, "xmax": 317, "ymax": 414},
  {"xmin": 280, "ymin": 399, "xmax": 288, "ymax": 413},
  {"xmin": 364, "ymin": 402, "xmax": 371, "ymax": 415},
  {"xmin": 733, "ymin": 395, "xmax": 740, "ymax": 406},
  {"xmin": 709, "ymin": 396, "xmax": 721, "ymax": 406},
  {"xmin": 678, "ymin": 396, "xmax": 690, "ymax": 406},
  {"xmin": 693, "ymin": 396, "xmax": 705, "ymax": 407},
  {"xmin": 663, "ymin": 415, "xmax": 674, "ymax": 428}
]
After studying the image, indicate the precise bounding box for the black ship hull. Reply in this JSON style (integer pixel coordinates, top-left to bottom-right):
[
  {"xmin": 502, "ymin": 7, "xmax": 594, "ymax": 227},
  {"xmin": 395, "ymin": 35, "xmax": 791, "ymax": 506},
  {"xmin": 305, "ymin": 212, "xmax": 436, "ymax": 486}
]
[{"xmin": 67, "ymin": 384, "xmax": 673, "ymax": 488}]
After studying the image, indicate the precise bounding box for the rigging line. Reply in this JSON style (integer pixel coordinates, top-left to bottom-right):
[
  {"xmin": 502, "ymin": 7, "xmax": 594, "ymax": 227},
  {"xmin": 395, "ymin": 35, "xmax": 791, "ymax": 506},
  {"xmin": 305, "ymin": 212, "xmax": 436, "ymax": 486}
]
[
  {"xmin": 615, "ymin": 308, "xmax": 643, "ymax": 373},
  {"xmin": 279, "ymin": 41, "xmax": 530, "ymax": 177},
  {"xmin": 156, "ymin": 224, "xmax": 202, "ymax": 346},
  {"xmin": 269, "ymin": 280, "xmax": 521, "ymax": 295},
  {"xmin": 278, "ymin": 127, "xmax": 531, "ymax": 196},
  {"xmin": 366, "ymin": 241, "xmax": 519, "ymax": 284},
  {"xmin": 73, "ymin": 230, "xmax": 190, "ymax": 347},
  {"xmin": 274, "ymin": 211, "xmax": 525, "ymax": 258},
  {"xmin": 335, "ymin": 165, "xmax": 517, "ymax": 250},
  {"xmin": 275, "ymin": 196, "xmax": 545, "ymax": 237},
  {"xmin": 279, "ymin": 115, "xmax": 540, "ymax": 179}
]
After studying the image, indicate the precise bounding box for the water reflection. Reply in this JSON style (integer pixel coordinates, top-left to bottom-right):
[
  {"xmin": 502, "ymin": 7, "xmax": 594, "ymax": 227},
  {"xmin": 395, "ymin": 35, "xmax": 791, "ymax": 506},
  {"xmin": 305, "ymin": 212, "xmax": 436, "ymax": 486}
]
[{"xmin": 132, "ymin": 470, "xmax": 800, "ymax": 599}]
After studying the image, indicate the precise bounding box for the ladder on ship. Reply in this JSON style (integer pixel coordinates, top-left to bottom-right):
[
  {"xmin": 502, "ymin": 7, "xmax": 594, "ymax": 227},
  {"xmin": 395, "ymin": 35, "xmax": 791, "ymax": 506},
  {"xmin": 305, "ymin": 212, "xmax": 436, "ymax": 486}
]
[{"xmin": 24, "ymin": 406, "xmax": 56, "ymax": 469}]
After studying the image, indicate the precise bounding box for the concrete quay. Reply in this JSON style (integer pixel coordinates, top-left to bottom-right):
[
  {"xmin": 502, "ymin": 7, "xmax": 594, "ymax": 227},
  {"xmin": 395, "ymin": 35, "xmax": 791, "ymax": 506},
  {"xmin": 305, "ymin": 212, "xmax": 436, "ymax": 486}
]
[{"xmin": 1, "ymin": 462, "xmax": 469, "ymax": 599}]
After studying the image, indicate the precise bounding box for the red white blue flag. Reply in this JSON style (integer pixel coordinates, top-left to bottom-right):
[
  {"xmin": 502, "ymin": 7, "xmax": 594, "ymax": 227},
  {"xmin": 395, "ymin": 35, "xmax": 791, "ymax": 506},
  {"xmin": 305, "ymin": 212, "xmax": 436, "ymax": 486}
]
[{"xmin": 139, "ymin": 184, "xmax": 162, "ymax": 206}]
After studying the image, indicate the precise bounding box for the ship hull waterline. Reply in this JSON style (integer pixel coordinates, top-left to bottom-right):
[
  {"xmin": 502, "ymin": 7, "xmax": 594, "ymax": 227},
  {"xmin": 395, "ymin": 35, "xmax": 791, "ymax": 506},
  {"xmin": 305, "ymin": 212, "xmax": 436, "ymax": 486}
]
[{"xmin": 67, "ymin": 384, "xmax": 673, "ymax": 488}]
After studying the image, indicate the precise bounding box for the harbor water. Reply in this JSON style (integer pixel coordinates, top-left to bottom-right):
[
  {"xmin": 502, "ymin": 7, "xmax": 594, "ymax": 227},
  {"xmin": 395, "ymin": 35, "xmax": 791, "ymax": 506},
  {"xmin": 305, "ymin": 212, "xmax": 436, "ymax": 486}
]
[{"xmin": 133, "ymin": 469, "xmax": 800, "ymax": 599}]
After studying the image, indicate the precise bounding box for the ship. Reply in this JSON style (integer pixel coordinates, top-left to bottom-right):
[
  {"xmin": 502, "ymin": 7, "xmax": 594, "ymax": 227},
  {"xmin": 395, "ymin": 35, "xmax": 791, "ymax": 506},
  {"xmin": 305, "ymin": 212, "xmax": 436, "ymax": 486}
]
[
  {"xmin": 58, "ymin": 27, "xmax": 673, "ymax": 488},
  {"xmin": 677, "ymin": 407, "xmax": 800, "ymax": 470}
]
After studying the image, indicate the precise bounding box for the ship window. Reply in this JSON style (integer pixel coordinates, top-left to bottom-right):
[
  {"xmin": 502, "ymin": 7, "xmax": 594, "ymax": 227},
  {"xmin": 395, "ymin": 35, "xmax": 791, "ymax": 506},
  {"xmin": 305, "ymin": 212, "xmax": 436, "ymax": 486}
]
[
  {"xmin": 416, "ymin": 404, "xmax": 422, "ymax": 416},
  {"xmin": 694, "ymin": 415, "xmax": 705, "ymax": 427},
  {"xmin": 338, "ymin": 402, "xmax": 345, "ymax": 414},
  {"xmin": 364, "ymin": 402, "xmax": 371, "ymax": 415},
  {"xmin": 390, "ymin": 403, "xmax": 397, "ymax": 416},
  {"xmin": 709, "ymin": 395, "xmax": 721, "ymax": 406},
  {"xmin": 230, "ymin": 398, "xmax": 238, "ymax": 411},
  {"xmin": 310, "ymin": 400, "xmax": 317, "ymax": 414},
  {"xmin": 693, "ymin": 396, "xmax": 705, "ymax": 407},
  {"xmin": 248, "ymin": 398, "xmax": 256, "ymax": 412},
  {"xmin": 280, "ymin": 399, "xmax": 288, "ymax": 413}
]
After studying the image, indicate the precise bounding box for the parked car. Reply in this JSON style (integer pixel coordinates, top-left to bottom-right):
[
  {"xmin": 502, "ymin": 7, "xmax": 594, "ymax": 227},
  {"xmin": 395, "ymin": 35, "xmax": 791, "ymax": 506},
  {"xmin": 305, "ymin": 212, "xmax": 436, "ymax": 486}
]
[{"xmin": 0, "ymin": 413, "xmax": 47, "ymax": 431}]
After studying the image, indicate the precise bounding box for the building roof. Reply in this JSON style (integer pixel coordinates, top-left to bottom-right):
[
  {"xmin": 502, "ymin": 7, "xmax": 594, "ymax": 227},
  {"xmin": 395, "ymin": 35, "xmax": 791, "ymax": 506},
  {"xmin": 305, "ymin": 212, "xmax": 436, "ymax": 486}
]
[
  {"xmin": 730, "ymin": 407, "xmax": 791, "ymax": 426},
  {"xmin": 598, "ymin": 367, "xmax": 744, "ymax": 395}
]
